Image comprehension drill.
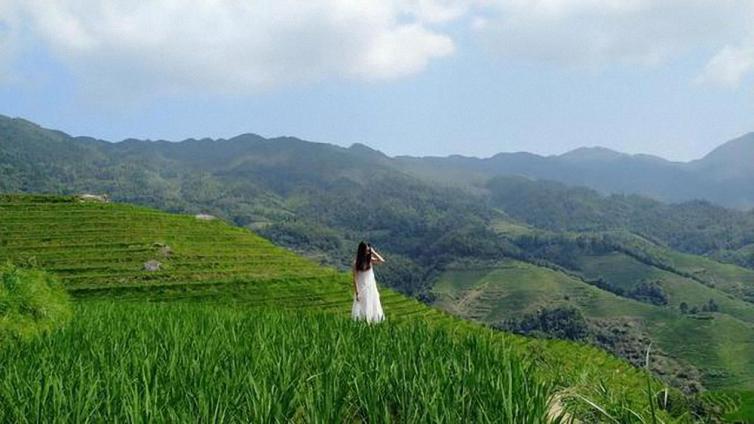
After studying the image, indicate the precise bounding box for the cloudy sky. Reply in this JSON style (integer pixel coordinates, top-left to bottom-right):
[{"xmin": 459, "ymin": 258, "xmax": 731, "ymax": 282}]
[{"xmin": 1, "ymin": 0, "xmax": 753, "ymax": 160}]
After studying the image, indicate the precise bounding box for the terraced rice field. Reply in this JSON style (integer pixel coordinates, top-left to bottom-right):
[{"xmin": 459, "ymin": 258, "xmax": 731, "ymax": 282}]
[
  {"xmin": 0, "ymin": 195, "xmax": 431, "ymax": 319},
  {"xmin": 0, "ymin": 195, "xmax": 690, "ymax": 422}
]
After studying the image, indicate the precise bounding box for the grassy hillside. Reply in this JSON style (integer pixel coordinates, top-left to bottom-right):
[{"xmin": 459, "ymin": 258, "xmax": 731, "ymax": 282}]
[
  {"xmin": 571, "ymin": 250, "xmax": 754, "ymax": 391},
  {"xmin": 0, "ymin": 265, "xmax": 71, "ymax": 340},
  {"xmin": 662, "ymin": 250, "xmax": 754, "ymax": 303},
  {"xmin": 433, "ymin": 260, "xmax": 662, "ymax": 323},
  {"xmin": 432, "ymin": 257, "xmax": 754, "ymax": 419},
  {"xmin": 0, "ymin": 195, "xmax": 692, "ymax": 422},
  {"xmin": 574, "ymin": 252, "xmax": 754, "ymax": 324},
  {"xmin": 0, "ymin": 194, "xmax": 440, "ymax": 318}
]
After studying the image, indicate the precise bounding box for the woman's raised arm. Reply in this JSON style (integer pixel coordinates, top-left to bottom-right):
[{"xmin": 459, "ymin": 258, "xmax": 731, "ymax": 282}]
[{"xmin": 370, "ymin": 248, "xmax": 385, "ymax": 264}]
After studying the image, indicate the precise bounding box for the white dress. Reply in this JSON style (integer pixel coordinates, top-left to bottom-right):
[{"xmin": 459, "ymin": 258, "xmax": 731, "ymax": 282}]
[{"xmin": 351, "ymin": 267, "xmax": 385, "ymax": 323}]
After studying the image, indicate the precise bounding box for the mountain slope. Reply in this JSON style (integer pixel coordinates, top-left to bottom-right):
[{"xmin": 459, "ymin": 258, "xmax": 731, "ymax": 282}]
[
  {"xmin": 0, "ymin": 195, "xmax": 692, "ymax": 421},
  {"xmin": 0, "ymin": 115, "xmax": 510, "ymax": 296},
  {"xmin": 432, "ymin": 257, "xmax": 754, "ymax": 393},
  {"xmin": 692, "ymin": 132, "xmax": 754, "ymax": 180},
  {"xmin": 0, "ymin": 194, "xmax": 410, "ymax": 312},
  {"xmin": 485, "ymin": 176, "xmax": 754, "ymax": 270}
]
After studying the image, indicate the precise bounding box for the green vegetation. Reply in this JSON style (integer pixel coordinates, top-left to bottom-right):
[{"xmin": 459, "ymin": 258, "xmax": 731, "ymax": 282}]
[
  {"xmin": 0, "ymin": 115, "xmax": 509, "ymax": 296},
  {"xmin": 485, "ymin": 176, "xmax": 754, "ymax": 268},
  {"xmin": 722, "ymin": 391, "xmax": 754, "ymax": 422},
  {"xmin": 661, "ymin": 250, "xmax": 754, "ymax": 304},
  {"xmin": 0, "ymin": 264, "xmax": 71, "ymax": 340},
  {"xmin": 498, "ymin": 306, "xmax": 590, "ymax": 341},
  {"xmin": 574, "ymin": 252, "xmax": 754, "ymax": 325},
  {"xmin": 0, "ymin": 302, "xmax": 556, "ymax": 423},
  {"xmin": 0, "ymin": 194, "xmax": 336, "ymax": 293},
  {"xmin": 5, "ymin": 116, "xmax": 754, "ymax": 420},
  {"xmin": 432, "ymin": 258, "xmax": 754, "ymax": 419},
  {"xmin": 0, "ymin": 195, "xmax": 687, "ymax": 422}
]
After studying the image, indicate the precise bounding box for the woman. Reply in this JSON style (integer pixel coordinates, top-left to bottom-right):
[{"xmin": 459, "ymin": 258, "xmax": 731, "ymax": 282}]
[{"xmin": 351, "ymin": 242, "xmax": 385, "ymax": 323}]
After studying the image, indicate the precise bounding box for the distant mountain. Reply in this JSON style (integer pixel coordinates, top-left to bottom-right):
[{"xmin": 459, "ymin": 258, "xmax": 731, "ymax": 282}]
[
  {"xmin": 395, "ymin": 134, "xmax": 754, "ymax": 209},
  {"xmin": 690, "ymin": 132, "xmax": 754, "ymax": 180},
  {"xmin": 4, "ymin": 114, "xmax": 754, "ymax": 207},
  {"xmin": 557, "ymin": 146, "xmax": 627, "ymax": 162}
]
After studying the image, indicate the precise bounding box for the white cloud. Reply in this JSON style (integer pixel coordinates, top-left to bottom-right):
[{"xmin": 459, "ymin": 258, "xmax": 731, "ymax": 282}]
[
  {"xmin": 474, "ymin": 0, "xmax": 754, "ymax": 71},
  {"xmin": 697, "ymin": 41, "xmax": 754, "ymax": 87},
  {"xmin": 2, "ymin": 0, "xmax": 754, "ymax": 94},
  {"xmin": 2, "ymin": 0, "xmax": 457, "ymax": 94}
]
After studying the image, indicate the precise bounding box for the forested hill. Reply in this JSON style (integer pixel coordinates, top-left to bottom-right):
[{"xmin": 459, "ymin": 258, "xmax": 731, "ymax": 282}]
[{"xmin": 484, "ymin": 177, "xmax": 754, "ymax": 268}]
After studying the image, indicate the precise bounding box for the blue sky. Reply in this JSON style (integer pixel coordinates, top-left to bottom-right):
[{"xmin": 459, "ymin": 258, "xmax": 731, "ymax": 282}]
[{"xmin": 1, "ymin": 1, "xmax": 753, "ymax": 160}]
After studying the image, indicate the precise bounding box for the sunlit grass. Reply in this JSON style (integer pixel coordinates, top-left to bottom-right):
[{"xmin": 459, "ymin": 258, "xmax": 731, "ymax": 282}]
[
  {"xmin": 0, "ymin": 264, "xmax": 71, "ymax": 341},
  {"xmin": 0, "ymin": 301, "xmax": 557, "ymax": 423}
]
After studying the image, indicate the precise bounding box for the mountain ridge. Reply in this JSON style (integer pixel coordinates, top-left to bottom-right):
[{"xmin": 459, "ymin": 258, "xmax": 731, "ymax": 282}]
[
  {"xmin": 5, "ymin": 113, "xmax": 751, "ymax": 162},
  {"xmin": 3, "ymin": 113, "xmax": 754, "ymax": 208}
]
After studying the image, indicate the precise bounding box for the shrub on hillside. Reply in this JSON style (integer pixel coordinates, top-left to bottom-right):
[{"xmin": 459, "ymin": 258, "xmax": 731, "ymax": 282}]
[
  {"xmin": 498, "ymin": 306, "xmax": 590, "ymax": 341},
  {"xmin": 627, "ymin": 281, "xmax": 669, "ymax": 306},
  {"xmin": 0, "ymin": 264, "xmax": 71, "ymax": 340}
]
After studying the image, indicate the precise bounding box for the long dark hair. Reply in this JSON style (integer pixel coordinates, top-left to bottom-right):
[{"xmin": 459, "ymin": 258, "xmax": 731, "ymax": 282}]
[{"xmin": 355, "ymin": 241, "xmax": 372, "ymax": 272}]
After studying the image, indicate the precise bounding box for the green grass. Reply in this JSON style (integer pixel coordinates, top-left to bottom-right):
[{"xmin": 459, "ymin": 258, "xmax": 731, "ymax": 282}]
[
  {"xmin": 723, "ymin": 391, "xmax": 754, "ymax": 422},
  {"xmin": 0, "ymin": 195, "xmax": 336, "ymax": 293},
  {"xmin": 0, "ymin": 302, "xmax": 557, "ymax": 423},
  {"xmin": 0, "ymin": 195, "xmax": 690, "ymax": 421},
  {"xmin": 0, "ymin": 264, "xmax": 71, "ymax": 341}
]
